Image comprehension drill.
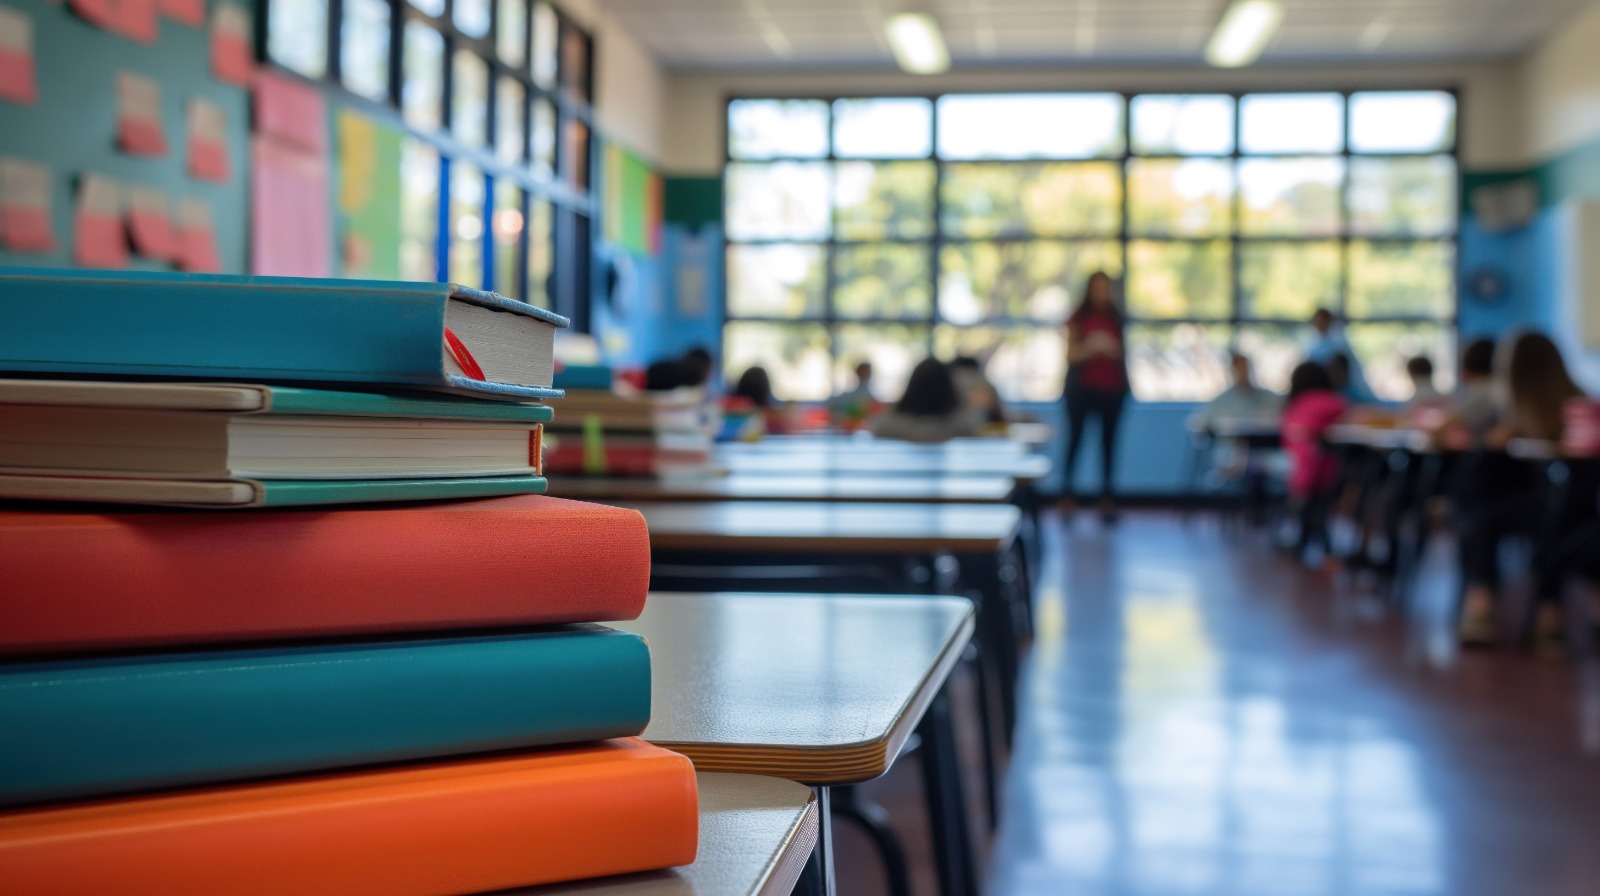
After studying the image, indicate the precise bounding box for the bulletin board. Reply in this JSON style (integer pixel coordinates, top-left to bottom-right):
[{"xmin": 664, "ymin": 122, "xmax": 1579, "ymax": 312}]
[{"xmin": 0, "ymin": 0, "xmax": 251, "ymax": 273}]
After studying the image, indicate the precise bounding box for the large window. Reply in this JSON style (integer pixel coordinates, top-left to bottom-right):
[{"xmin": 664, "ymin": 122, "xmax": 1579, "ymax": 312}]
[
  {"xmin": 724, "ymin": 91, "xmax": 1457, "ymax": 402},
  {"xmin": 266, "ymin": 0, "xmax": 594, "ymax": 327}
]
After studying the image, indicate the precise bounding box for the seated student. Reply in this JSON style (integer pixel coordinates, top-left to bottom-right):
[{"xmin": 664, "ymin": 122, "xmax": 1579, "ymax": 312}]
[
  {"xmin": 730, "ymin": 366, "xmax": 791, "ymax": 436},
  {"xmin": 1403, "ymin": 355, "xmax": 1447, "ymax": 414},
  {"xmin": 1455, "ymin": 331, "xmax": 1586, "ymax": 649},
  {"xmin": 644, "ymin": 346, "xmax": 715, "ymax": 392},
  {"xmin": 1428, "ymin": 338, "xmax": 1498, "ymax": 447},
  {"xmin": 1326, "ymin": 352, "xmax": 1378, "ymax": 405},
  {"xmin": 829, "ymin": 361, "xmax": 877, "ymax": 429},
  {"xmin": 869, "ymin": 357, "xmax": 980, "ymax": 444},
  {"xmin": 1192, "ymin": 351, "xmax": 1281, "ymax": 427},
  {"xmin": 948, "ymin": 356, "xmax": 1008, "ymax": 432},
  {"xmin": 1281, "ymin": 362, "xmax": 1349, "ymax": 556}
]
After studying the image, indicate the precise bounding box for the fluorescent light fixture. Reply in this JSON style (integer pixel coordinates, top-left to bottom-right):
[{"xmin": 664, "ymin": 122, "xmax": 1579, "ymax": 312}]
[
  {"xmin": 1205, "ymin": 0, "xmax": 1282, "ymax": 68},
  {"xmin": 886, "ymin": 12, "xmax": 949, "ymax": 75}
]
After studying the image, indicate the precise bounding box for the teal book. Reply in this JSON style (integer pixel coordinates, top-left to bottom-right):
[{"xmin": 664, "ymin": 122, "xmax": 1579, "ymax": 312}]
[
  {"xmin": 0, "ymin": 473, "xmax": 548, "ymax": 508},
  {"xmin": 0, "ymin": 626, "xmax": 651, "ymax": 807},
  {"xmin": 0, "ymin": 268, "xmax": 569, "ymax": 401}
]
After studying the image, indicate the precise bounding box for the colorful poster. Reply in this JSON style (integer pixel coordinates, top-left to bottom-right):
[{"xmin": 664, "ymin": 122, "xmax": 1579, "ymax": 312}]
[
  {"xmin": 125, "ymin": 185, "xmax": 175, "ymax": 259},
  {"xmin": 0, "ymin": 6, "xmax": 37, "ymax": 106},
  {"xmin": 74, "ymin": 174, "xmax": 127, "ymax": 268},
  {"xmin": 186, "ymin": 98, "xmax": 229, "ymax": 182},
  {"xmin": 602, "ymin": 143, "xmax": 661, "ymax": 257},
  {"xmin": 253, "ymin": 68, "xmax": 328, "ymax": 152},
  {"xmin": 0, "ymin": 157, "xmax": 55, "ymax": 253},
  {"xmin": 251, "ymin": 136, "xmax": 331, "ymax": 277},
  {"xmin": 210, "ymin": 2, "xmax": 251, "ymax": 86},
  {"xmin": 336, "ymin": 109, "xmax": 401, "ymax": 280},
  {"xmin": 159, "ymin": 0, "xmax": 204, "ymax": 27},
  {"xmin": 175, "ymin": 197, "xmax": 220, "ymax": 272},
  {"xmin": 116, "ymin": 71, "xmax": 167, "ymax": 157}
]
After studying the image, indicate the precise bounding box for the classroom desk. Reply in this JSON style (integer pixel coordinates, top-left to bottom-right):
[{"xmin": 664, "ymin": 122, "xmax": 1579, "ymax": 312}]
[
  {"xmin": 521, "ymin": 772, "xmax": 817, "ymax": 896},
  {"xmin": 547, "ymin": 473, "xmax": 1016, "ymax": 505},
  {"xmin": 748, "ymin": 435, "xmax": 1029, "ymax": 456},
  {"xmin": 713, "ymin": 445, "xmax": 1051, "ymax": 484},
  {"xmin": 614, "ymin": 593, "xmax": 978, "ymax": 896}
]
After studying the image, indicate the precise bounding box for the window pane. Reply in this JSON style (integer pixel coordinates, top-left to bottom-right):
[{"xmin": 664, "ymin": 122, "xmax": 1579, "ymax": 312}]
[
  {"xmin": 1234, "ymin": 324, "xmax": 1303, "ymax": 393},
  {"xmin": 937, "ymin": 94, "xmax": 1125, "ymax": 159},
  {"xmin": 939, "ymin": 241, "xmax": 1122, "ymax": 324},
  {"xmin": 532, "ymin": 97, "xmax": 556, "ymax": 179},
  {"xmin": 1128, "ymin": 158, "xmax": 1233, "ymax": 237},
  {"xmin": 403, "ymin": 22, "xmax": 444, "ymax": 132},
  {"xmin": 725, "ymin": 162, "xmax": 830, "ymax": 241},
  {"xmin": 448, "ymin": 161, "xmax": 485, "ymax": 288},
  {"xmin": 1347, "ymin": 156, "xmax": 1456, "ymax": 237},
  {"xmin": 1240, "ymin": 93, "xmax": 1344, "ymax": 154},
  {"xmin": 1130, "ymin": 95, "xmax": 1234, "ymax": 155},
  {"xmin": 1348, "ymin": 323, "xmax": 1455, "ymax": 401},
  {"xmin": 268, "ymin": 0, "xmax": 326, "ymax": 78},
  {"xmin": 562, "ymin": 118, "xmax": 589, "ymax": 189},
  {"xmin": 492, "ymin": 179, "xmax": 524, "ymax": 300},
  {"xmin": 934, "ymin": 325, "xmax": 1066, "ymax": 402},
  {"xmin": 496, "ymin": 78, "xmax": 526, "ymax": 163},
  {"xmin": 833, "ymin": 323, "xmax": 929, "ymax": 399},
  {"xmin": 833, "ymin": 98, "xmax": 932, "ymax": 158},
  {"xmin": 1350, "ymin": 91, "xmax": 1455, "ymax": 153},
  {"xmin": 454, "ymin": 0, "xmax": 490, "ymax": 38},
  {"xmin": 526, "ymin": 196, "xmax": 552, "ymax": 306},
  {"xmin": 1240, "ymin": 241, "xmax": 1341, "ymax": 319},
  {"xmin": 410, "ymin": 0, "xmax": 443, "ymax": 17},
  {"xmin": 1127, "ymin": 323, "xmax": 1232, "ymax": 401},
  {"xmin": 834, "ymin": 161, "xmax": 934, "ymax": 241},
  {"xmin": 452, "ymin": 51, "xmax": 489, "ymax": 148},
  {"xmin": 1238, "ymin": 157, "xmax": 1343, "ymax": 236},
  {"xmin": 723, "ymin": 322, "xmax": 832, "ymax": 401},
  {"xmin": 532, "ymin": 2, "xmax": 558, "ymax": 89},
  {"xmin": 727, "ymin": 244, "xmax": 825, "ymax": 317},
  {"xmin": 833, "ymin": 244, "xmax": 932, "ymax": 319},
  {"xmin": 561, "ymin": 26, "xmax": 590, "ymax": 102},
  {"xmin": 729, "ymin": 99, "xmax": 829, "ymax": 160},
  {"xmin": 1126, "ymin": 240, "xmax": 1231, "ymax": 319},
  {"xmin": 941, "ymin": 162, "xmax": 1121, "ymax": 238},
  {"xmin": 341, "ymin": 0, "xmax": 389, "ymax": 102},
  {"xmin": 400, "ymin": 140, "xmax": 440, "ymax": 282},
  {"xmin": 498, "ymin": 0, "xmax": 528, "ymax": 68},
  {"xmin": 1347, "ymin": 241, "xmax": 1454, "ymax": 318}
]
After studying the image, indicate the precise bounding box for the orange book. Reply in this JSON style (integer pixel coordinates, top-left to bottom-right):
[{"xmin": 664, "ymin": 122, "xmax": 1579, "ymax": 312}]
[
  {"xmin": 0, "ymin": 739, "xmax": 698, "ymax": 896},
  {"xmin": 0, "ymin": 496, "xmax": 649, "ymax": 656}
]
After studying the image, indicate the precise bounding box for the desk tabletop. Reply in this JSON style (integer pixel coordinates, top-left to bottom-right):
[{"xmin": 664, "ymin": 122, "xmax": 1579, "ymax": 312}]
[
  {"xmin": 713, "ymin": 446, "xmax": 1050, "ymax": 482},
  {"xmin": 1508, "ymin": 437, "xmax": 1561, "ymax": 461},
  {"xmin": 624, "ymin": 500, "xmax": 1022, "ymax": 553},
  {"xmin": 548, "ymin": 473, "xmax": 1016, "ymax": 505},
  {"xmin": 615, "ymin": 592, "xmax": 975, "ymax": 786},
  {"xmin": 521, "ymin": 772, "xmax": 817, "ymax": 896},
  {"xmin": 1326, "ymin": 424, "xmax": 1432, "ymax": 452},
  {"xmin": 740, "ymin": 435, "xmax": 1027, "ymax": 456}
]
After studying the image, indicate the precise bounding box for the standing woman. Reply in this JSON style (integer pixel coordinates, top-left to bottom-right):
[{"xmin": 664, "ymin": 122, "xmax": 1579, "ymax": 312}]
[{"xmin": 1062, "ymin": 271, "xmax": 1130, "ymax": 522}]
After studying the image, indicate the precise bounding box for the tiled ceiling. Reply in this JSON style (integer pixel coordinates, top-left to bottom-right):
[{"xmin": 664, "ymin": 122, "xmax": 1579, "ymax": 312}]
[{"xmin": 600, "ymin": 0, "xmax": 1592, "ymax": 71}]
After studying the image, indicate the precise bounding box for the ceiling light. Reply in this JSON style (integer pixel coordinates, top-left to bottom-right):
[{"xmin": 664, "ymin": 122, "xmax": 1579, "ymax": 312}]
[
  {"xmin": 886, "ymin": 12, "xmax": 949, "ymax": 75},
  {"xmin": 1205, "ymin": 0, "xmax": 1283, "ymax": 68}
]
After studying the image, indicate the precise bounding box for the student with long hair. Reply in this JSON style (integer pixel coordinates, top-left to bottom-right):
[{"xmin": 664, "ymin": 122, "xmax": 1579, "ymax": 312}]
[
  {"xmin": 730, "ymin": 366, "xmax": 791, "ymax": 435},
  {"xmin": 1062, "ymin": 271, "xmax": 1129, "ymax": 521},
  {"xmin": 1280, "ymin": 361, "xmax": 1349, "ymax": 559},
  {"xmin": 868, "ymin": 358, "xmax": 979, "ymax": 443}
]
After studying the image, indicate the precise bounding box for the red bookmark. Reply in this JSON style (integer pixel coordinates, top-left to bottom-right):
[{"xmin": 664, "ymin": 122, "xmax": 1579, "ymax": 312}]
[{"xmin": 444, "ymin": 328, "xmax": 486, "ymax": 381}]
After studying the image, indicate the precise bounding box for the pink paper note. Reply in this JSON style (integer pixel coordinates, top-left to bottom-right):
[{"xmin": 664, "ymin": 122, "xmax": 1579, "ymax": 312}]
[
  {"xmin": 0, "ymin": 158, "xmax": 56, "ymax": 253},
  {"xmin": 67, "ymin": 0, "xmax": 121, "ymax": 35},
  {"xmin": 74, "ymin": 174, "xmax": 128, "ymax": 268},
  {"xmin": 125, "ymin": 185, "xmax": 175, "ymax": 259},
  {"xmin": 159, "ymin": 0, "xmax": 204, "ymax": 27},
  {"xmin": 211, "ymin": 3, "xmax": 251, "ymax": 86},
  {"xmin": 252, "ymin": 69, "xmax": 327, "ymax": 152},
  {"xmin": 175, "ymin": 197, "xmax": 220, "ymax": 272},
  {"xmin": 118, "ymin": 0, "xmax": 157, "ymax": 43},
  {"xmin": 116, "ymin": 71, "xmax": 167, "ymax": 157},
  {"xmin": 186, "ymin": 98, "xmax": 229, "ymax": 182},
  {"xmin": 251, "ymin": 136, "xmax": 330, "ymax": 277},
  {"xmin": 0, "ymin": 7, "xmax": 38, "ymax": 105}
]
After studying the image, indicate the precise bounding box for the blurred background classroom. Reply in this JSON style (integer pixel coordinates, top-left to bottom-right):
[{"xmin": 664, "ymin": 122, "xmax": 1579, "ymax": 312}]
[{"xmin": 6, "ymin": 0, "xmax": 1600, "ymax": 892}]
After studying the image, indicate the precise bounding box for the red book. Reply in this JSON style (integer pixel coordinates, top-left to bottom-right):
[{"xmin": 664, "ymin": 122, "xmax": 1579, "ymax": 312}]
[{"xmin": 0, "ymin": 496, "xmax": 649, "ymax": 656}]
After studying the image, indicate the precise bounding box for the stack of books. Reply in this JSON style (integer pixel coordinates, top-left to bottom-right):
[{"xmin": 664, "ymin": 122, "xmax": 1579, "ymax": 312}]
[
  {"xmin": 543, "ymin": 386, "xmax": 715, "ymax": 478},
  {"xmin": 0, "ymin": 269, "xmax": 699, "ymax": 893}
]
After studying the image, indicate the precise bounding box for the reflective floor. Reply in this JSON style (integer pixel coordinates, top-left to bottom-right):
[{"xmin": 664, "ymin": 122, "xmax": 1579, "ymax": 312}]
[{"xmin": 841, "ymin": 511, "xmax": 1600, "ymax": 896}]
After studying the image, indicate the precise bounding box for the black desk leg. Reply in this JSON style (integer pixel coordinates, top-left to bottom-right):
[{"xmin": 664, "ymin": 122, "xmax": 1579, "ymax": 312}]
[
  {"xmin": 918, "ymin": 687, "xmax": 980, "ymax": 896},
  {"xmin": 957, "ymin": 551, "xmax": 1019, "ymax": 744},
  {"xmin": 833, "ymin": 786, "xmax": 912, "ymax": 896},
  {"xmin": 795, "ymin": 786, "xmax": 835, "ymax": 896}
]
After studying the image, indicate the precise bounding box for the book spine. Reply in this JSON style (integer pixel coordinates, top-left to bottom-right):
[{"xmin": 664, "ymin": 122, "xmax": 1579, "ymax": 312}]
[
  {"xmin": 256, "ymin": 475, "xmax": 547, "ymax": 507},
  {"xmin": 0, "ymin": 629, "xmax": 651, "ymax": 807}
]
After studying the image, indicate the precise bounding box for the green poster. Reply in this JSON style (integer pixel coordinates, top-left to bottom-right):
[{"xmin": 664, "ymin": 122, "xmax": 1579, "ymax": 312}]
[{"xmin": 336, "ymin": 109, "xmax": 403, "ymax": 280}]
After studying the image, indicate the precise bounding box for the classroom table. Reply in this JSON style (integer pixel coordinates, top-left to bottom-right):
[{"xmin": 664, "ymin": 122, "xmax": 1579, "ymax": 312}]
[
  {"xmin": 713, "ymin": 444, "xmax": 1051, "ymax": 483},
  {"xmin": 614, "ymin": 593, "xmax": 978, "ymax": 896},
  {"xmin": 522, "ymin": 772, "xmax": 817, "ymax": 896},
  {"xmin": 547, "ymin": 473, "xmax": 1016, "ymax": 505},
  {"xmin": 747, "ymin": 435, "xmax": 1029, "ymax": 456}
]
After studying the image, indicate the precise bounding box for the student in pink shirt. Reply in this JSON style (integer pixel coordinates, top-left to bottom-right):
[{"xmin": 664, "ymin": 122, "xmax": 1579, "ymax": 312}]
[{"xmin": 1281, "ymin": 362, "xmax": 1349, "ymax": 558}]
